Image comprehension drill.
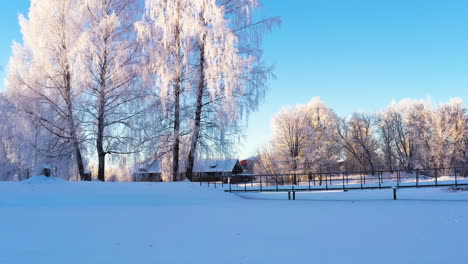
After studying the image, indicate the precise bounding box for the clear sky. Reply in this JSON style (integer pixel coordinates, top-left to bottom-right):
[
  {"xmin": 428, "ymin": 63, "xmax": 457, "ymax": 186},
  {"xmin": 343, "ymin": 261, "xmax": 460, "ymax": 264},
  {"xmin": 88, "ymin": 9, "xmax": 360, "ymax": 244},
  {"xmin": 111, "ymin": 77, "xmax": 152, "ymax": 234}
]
[{"xmin": 1, "ymin": 0, "xmax": 468, "ymax": 159}]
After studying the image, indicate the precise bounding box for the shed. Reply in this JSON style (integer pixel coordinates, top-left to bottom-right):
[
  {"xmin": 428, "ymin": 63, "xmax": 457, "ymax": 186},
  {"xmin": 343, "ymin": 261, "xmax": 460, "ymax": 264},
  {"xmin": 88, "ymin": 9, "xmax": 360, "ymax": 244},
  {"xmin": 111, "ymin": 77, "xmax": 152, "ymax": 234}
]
[
  {"xmin": 192, "ymin": 159, "xmax": 251, "ymax": 183},
  {"xmin": 134, "ymin": 160, "xmax": 162, "ymax": 182}
]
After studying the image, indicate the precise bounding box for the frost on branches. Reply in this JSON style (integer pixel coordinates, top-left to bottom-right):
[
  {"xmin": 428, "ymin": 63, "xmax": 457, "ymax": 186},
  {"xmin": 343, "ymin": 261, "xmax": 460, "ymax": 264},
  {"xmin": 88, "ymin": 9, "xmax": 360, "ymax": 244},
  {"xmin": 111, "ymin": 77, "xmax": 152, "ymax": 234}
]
[
  {"xmin": 3, "ymin": 0, "xmax": 278, "ymax": 181},
  {"xmin": 256, "ymin": 98, "xmax": 468, "ymax": 176}
]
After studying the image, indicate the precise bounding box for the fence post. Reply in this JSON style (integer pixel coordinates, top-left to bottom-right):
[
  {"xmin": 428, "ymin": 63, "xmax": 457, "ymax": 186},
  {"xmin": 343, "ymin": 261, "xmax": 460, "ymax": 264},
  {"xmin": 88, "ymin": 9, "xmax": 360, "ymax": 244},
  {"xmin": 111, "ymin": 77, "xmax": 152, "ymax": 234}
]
[
  {"xmin": 244, "ymin": 180, "xmax": 247, "ymax": 192},
  {"xmin": 435, "ymin": 169, "xmax": 438, "ymax": 187},
  {"xmin": 276, "ymin": 174, "xmax": 279, "ymax": 192},
  {"xmin": 326, "ymin": 175, "xmax": 328, "ymax": 191},
  {"xmin": 393, "ymin": 187, "xmax": 397, "ymax": 200},
  {"xmin": 455, "ymin": 170, "xmax": 458, "ymax": 186},
  {"xmin": 416, "ymin": 171, "xmax": 419, "ymax": 188},
  {"xmin": 397, "ymin": 171, "xmax": 400, "ymax": 188},
  {"xmin": 379, "ymin": 171, "xmax": 382, "ymax": 189},
  {"xmin": 229, "ymin": 178, "xmax": 232, "ymax": 193},
  {"xmin": 342, "ymin": 173, "xmax": 345, "ymax": 191},
  {"xmin": 260, "ymin": 175, "xmax": 263, "ymax": 192},
  {"xmin": 360, "ymin": 174, "xmax": 363, "ymax": 190},
  {"xmin": 308, "ymin": 174, "xmax": 311, "ymax": 191}
]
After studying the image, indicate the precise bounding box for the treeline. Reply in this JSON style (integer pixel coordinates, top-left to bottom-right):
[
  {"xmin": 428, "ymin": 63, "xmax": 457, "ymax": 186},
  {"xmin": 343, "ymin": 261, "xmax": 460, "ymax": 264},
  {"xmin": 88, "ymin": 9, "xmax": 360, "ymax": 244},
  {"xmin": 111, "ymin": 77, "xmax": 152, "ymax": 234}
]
[
  {"xmin": 255, "ymin": 98, "xmax": 468, "ymax": 175},
  {"xmin": 0, "ymin": 0, "xmax": 279, "ymax": 181}
]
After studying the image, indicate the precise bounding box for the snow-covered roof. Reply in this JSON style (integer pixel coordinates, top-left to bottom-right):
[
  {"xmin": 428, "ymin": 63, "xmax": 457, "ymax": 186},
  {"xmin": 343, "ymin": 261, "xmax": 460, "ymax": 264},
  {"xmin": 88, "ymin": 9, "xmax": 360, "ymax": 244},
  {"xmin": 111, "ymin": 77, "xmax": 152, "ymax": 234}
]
[
  {"xmin": 193, "ymin": 159, "xmax": 241, "ymax": 173},
  {"xmin": 147, "ymin": 160, "xmax": 161, "ymax": 174},
  {"xmin": 138, "ymin": 159, "xmax": 242, "ymax": 174}
]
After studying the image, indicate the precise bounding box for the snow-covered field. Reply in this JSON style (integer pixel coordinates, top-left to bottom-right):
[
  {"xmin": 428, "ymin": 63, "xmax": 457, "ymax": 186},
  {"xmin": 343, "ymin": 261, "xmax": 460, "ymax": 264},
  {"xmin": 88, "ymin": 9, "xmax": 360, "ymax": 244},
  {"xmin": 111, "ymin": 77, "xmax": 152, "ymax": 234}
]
[{"xmin": 1, "ymin": 177, "xmax": 468, "ymax": 264}]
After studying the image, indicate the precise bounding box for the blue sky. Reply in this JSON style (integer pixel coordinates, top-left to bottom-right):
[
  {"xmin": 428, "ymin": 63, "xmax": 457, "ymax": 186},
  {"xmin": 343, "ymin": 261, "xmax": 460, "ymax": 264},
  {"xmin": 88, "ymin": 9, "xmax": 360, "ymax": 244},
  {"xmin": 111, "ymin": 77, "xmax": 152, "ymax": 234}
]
[{"xmin": 1, "ymin": 0, "xmax": 468, "ymax": 158}]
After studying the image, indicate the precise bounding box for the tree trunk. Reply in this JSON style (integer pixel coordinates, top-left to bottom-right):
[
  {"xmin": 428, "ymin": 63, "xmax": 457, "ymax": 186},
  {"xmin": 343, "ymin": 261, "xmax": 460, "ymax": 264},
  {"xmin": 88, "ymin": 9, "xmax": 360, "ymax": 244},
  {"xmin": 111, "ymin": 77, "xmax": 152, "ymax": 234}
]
[
  {"xmin": 73, "ymin": 137, "xmax": 87, "ymax": 180},
  {"xmin": 97, "ymin": 106, "xmax": 106, "ymax": 182},
  {"xmin": 65, "ymin": 69, "xmax": 87, "ymax": 181},
  {"xmin": 172, "ymin": 3, "xmax": 182, "ymax": 182},
  {"xmin": 96, "ymin": 50, "xmax": 108, "ymax": 182},
  {"xmin": 98, "ymin": 152, "xmax": 105, "ymax": 182},
  {"xmin": 186, "ymin": 40, "xmax": 206, "ymax": 182},
  {"xmin": 172, "ymin": 87, "xmax": 180, "ymax": 182}
]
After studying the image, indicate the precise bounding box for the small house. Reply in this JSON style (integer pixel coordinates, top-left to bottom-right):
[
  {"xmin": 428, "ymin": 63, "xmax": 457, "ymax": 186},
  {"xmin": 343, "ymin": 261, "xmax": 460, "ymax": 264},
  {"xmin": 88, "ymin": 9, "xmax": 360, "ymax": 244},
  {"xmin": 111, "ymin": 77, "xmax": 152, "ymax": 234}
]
[
  {"xmin": 134, "ymin": 160, "xmax": 162, "ymax": 182},
  {"xmin": 192, "ymin": 159, "xmax": 251, "ymax": 183},
  {"xmin": 240, "ymin": 157, "xmax": 258, "ymax": 174}
]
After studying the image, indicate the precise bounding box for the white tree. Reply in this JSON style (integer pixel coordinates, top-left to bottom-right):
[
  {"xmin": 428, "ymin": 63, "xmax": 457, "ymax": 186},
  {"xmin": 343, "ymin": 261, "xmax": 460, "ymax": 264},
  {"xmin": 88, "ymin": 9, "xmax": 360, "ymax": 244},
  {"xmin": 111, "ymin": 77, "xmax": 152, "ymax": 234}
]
[
  {"xmin": 185, "ymin": 0, "xmax": 279, "ymax": 180},
  {"xmin": 333, "ymin": 113, "xmax": 380, "ymax": 173},
  {"xmin": 75, "ymin": 0, "xmax": 144, "ymax": 181},
  {"xmin": 431, "ymin": 98, "xmax": 467, "ymax": 169},
  {"xmin": 378, "ymin": 103, "xmax": 414, "ymax": 171},
  {"xmin": 136, "ymin": 0, "xmax": 279, "ymax": 181},
  {"xmin": 136, "ymin": 0, "xmax": 202, "ymax": 181},
  {"xmin": 6, "ymin": 0, "xmax": 89, "ymax": 180},
  {"xmin": 272, "ymin": 105, "xmax": 309, "ymax": 175},
  {"xmin": 301, "ymin": 98, "xmax": 341, "ymax": 174}
]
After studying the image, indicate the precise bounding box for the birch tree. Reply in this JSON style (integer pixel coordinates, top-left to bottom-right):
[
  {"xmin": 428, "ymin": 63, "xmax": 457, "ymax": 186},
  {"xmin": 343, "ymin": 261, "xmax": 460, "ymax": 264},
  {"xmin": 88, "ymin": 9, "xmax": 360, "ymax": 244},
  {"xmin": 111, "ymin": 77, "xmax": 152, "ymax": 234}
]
[
  {"xmin": 333, "ymin": 113, "xmax": 379, "ymax": 173},
  {"xmin": 301, "ymin": 98, "xmax": 341, "ymax": 173},
  {"xmin": 272, "ymin": 106, "xmax": 309, "ymax": 176},
  {"xmin": 136, "ymin": 0, "xmax": 201, "ymax": 181},
  {"xmin": 431, "ymin": 98, "xmax": 467, "ymax": 168},
  {"xmin": 76, "ymin": 0, "xmax": 143, "ymax": 181},
  {"xmin": 378, "ymin": 103, "xmax": 414, "ymax": 171},
  {"xmin": 185, "ymin": 0, "xmax": 280, "ymax": 180},
  {"xmin": 6, "ymin": 0, "xmax": 89, "ymax": 180}
]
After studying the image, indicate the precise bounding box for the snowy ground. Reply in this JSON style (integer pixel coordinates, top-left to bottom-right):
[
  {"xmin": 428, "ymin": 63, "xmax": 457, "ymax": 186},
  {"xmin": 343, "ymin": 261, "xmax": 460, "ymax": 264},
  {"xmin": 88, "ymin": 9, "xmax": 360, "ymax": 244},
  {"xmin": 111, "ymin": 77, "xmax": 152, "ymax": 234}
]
[{"xmin": 1, "ymin": 177, "xmax": 468, "ymax": 264}]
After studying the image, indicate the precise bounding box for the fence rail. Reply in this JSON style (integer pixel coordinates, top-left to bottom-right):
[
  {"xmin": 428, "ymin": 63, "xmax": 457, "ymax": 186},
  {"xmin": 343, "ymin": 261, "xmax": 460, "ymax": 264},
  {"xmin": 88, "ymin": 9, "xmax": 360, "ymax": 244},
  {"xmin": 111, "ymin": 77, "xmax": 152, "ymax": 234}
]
[{"xmin": 200, "ymin": 167, "xmax": 468, "ymax": 199}]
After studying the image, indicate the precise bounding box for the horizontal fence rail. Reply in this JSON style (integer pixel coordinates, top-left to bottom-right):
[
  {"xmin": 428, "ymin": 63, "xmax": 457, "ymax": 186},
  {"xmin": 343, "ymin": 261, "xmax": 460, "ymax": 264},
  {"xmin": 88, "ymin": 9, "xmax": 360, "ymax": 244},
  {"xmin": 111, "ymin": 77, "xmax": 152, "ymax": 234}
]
[{"xmin": 200, "ymin": 167, "xmax": 468, "ymax": 199}]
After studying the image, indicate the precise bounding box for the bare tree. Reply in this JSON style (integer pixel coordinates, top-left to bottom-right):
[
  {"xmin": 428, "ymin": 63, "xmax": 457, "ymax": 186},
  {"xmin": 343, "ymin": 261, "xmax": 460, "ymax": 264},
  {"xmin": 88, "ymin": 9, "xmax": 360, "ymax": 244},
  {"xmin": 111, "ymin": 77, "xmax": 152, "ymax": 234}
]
[
  {"xmin": 335, "ymin": 113, "xmax": 379, "ymax": 174},
  {"xmin": 76, "ymin": 0, "xmax": 143, "ymax": 181}
]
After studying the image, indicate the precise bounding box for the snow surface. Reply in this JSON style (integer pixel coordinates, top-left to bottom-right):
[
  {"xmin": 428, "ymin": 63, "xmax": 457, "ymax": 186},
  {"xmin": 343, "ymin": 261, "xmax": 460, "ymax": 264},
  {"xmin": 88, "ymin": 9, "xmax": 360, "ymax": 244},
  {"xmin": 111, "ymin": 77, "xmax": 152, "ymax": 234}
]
[
  {"xmin": 0, "ymin": 178, "xmax": 468, "ymax": 264},
  {"xmin": 22, "ymin": 175, "xmax": 67, "ymax": 184}
]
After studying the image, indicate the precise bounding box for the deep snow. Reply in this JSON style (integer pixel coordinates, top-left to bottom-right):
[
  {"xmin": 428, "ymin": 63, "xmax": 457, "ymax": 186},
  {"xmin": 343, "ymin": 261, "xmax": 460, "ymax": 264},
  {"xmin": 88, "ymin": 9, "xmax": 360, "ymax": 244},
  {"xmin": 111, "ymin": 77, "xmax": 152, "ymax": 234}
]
[{"xmin": 0, "ymin": 177, "xmax": 467, "ymax": 264}]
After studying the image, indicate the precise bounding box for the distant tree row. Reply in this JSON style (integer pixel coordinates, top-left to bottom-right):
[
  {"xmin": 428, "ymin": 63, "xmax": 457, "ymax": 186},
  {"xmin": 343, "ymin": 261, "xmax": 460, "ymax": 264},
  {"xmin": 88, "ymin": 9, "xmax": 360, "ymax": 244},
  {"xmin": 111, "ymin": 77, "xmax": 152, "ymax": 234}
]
[
  {"xmin": 255, "ymin": 98, "xmax": 468, "ymax": 175},
  {"xmin": 0, "ymin": 0, "xmax": 279, "ymax": 181}
]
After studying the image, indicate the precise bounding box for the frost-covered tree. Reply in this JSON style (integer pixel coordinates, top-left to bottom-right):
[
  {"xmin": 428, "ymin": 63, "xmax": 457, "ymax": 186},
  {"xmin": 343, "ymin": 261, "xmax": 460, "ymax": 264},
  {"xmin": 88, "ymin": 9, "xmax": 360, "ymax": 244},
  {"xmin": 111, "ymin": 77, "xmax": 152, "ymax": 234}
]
[
  {"xmin": 431, "ymin": 98, "xmax": 467, "ymax": 168},
  {"xmin": 336, "ymin": 113, "xmax": 379, "ymax": 173},
  {"xmin": 136, "ymin": 0, "xmax": 201, "ymax": 181},
  {"xmin": 0, "ymin": 94, "xmax": 29, "ymax": 180},
  {"xmin": 403, "ymin": 100, "xmax": 435, "ymax": 169},
  {"xmin": 185, "ymin": 0, "xmax": 279, "ymax": 180},
  {"xmin": 0, "ymin": 92, "xmax": 71, "ymax": 180},
  {"xmin": 76, "ymin": 0, "xmax": 143, "ymax": 181},
  {"xmin": 301, "ymin": 98, "xmax": 341, "ymax": 173},
  {"xmin": 378, "ymin": 103, "xmax": 414, "ymax": 171},
  {"xmin": 265, "ymin": 98, "xmax": 340, "ymax": 177},
  {"xmin": 254, "ymin": 146, "xmax": 282, "ymax": 175},
  {"xmin": 136, "ymin": 0, "xmax": 279, "ymax": 181},
  {"xmin": 272, "ymin": 106, "xmax": 309, "ymax": 175},
  {"xmin": 6, "ymin": 0, "xmax": 89, "ymax": 180}
]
